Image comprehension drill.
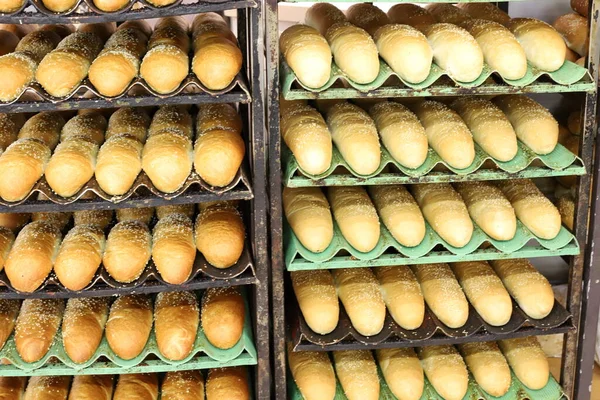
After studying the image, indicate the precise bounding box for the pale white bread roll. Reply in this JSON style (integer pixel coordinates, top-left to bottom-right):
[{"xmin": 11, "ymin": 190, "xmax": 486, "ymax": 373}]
[
  {"xmin": 0, "ymin": 227, "xmax": 14, "ymax": 271},
  {"xmin": 411, "ymin": 100, "xmax": 475, "ymax": 169},
  {"xmin": 490, "ymin": 259, "xmax": 554, "ymax": 319},
  {"xmin": 24, "ymin": 376, "xmax": 70, "ymax": 400},
  {"xmin": 458, "ymin": 342, "xmax": 511, "ymax": 397},
  {"xmin": 73, "ymin": 209, "xmax": 113, "ymax": 229},
  {"xmin": 493, "ymin": 95, "xmax": 559, "ymax": 155},
  {"xmin": 450, "ymin": 97, "xmax": 518, "ymax": 161},
  {"xmin": 106, "ymin": 295, "xmax": 153, "ymax": 360},
  {"xmin": 15, "ymin": 298, "xmax": 64, "ymax": 362},
  {"xmin": 411, "ymin": 183, "xmax": 473, "ymax": 248},
  {"xmin": 557, "ymin": 195, "xmax": 574, "ymax": 231},
  {"xmin": 194, "ymin": 204, "xmax": 245, "ymax": 268},
  {"xmin": 191, "ymin": 13, "xmax": 243, "ymax": 91},
  {"xmin": 113, "ymin": 374, "xmax": 158, "ymax": 400},
  {"xmin": 412, "ymin": 263, "xmax": 469, "ymax": 328},
  {"xmin": 305, "ymin": 3, "xmax": 347, "ymax": 37},
  {"xmin": 418, "ymin": 345, "xmax": 468, "ymax": 400},
  {"xmin": 0, "ymin": 30, "xmax": 18, "ymax": 57},
  {"xmin": 427, "ymin": 4, "xmax": 472, "ymax": 25},
  {"xmin": 162, "ymin": 371, "xmax": 204, "ymax": 400},
  {"xmin": 457, "ymin": 3, "xmax": 510, "ymax": 25},
  {"xmin": 377, "ymin": 348, "xmax": 424, "ymax": 400},
  {"xmin": 506, "ymin": 18, "xmax": 567, "ymax": 72},
  {"xmin": 31, "ymin": 211, "xmax": 71, "ymax": 231},
  {"xmin": 291, "ymin": 270, "xmax": 339, "ymax": 335},
  {"xmin": 332, "ymin": 268, "xmax": 385, "ymax": 336},
  {"xmin": 325, "ymin": 22, "xmax": 380, "ymax": 84},
  {"xmin": 0, "ymin": 377, "xmax": 26, "ymax": 400},
  {"xmin": 333, "ymin": 350, "xmax": 380, "ymax": 400},
  {"xmin": 62, "ymin": 297, "xmax": 109, "ymax": 363},
  {"xmin": 499, "ymin": 337, "xmax": 549, "ymax": 390},
  {"xmin": 454, "ymin": 181, "xmax": 517, "ymax": 241},
  {"xmin": 105, "ymin": 107, "xmax": 150, "ymax": 143},
  {"xmin": 368, "ymin": 185, "xmax": 425, "ymax": 247},
  {"xmin": 152, "ymin": 214, "xmax": 195, "ymax": 284},
  {"xmin": 0, "ymin": 213, "xmax": 29, "ymax": 231},
  {"xmin": 54, "ymin": 225, "xmax": 105, "ymax": 291},
  {"xmin": 279, "ymin": 25, "xmax": 332, "ymax": 89},
  {"xmin": 451, "ymin": 261, "xmax": 512, "ymax": 326},
  {"xmin": 68, "ymin": 375, "xmax": 114, "ymax": 400},
  {"xmin": 288, "ymin": 346, "xmax": 336, "ymax": 400},
  {"xmin": 280, "ymin": 104, "xmax": 332, "ymax": 175},
  {"xmin": 0, "ymin": 299, "xmax": 19, "ymax": 350},
  {"xmin": 116, "ymin": 207, "xmax": 154, "ymax": 225},
  {"xmin": 156, "ymin": 204, "xmax": 195, "ymax": 220},
  {"xmin": 572, "ymin": 0, "xmax": 589, "ymax": 17},
  {"xmin": 155, "ymin": 291, "xmax": 199, "ymax": 360},
  {"xmin": 202, "ymin": 287, "xmax": 245, "ymax": 349},
  {"xmin": 197, "ymin": 103, "xmax": 242, "ymax": 135},
  {"xmin": 346, "ymin": 3, "xmax": 390, "ymax": 36},
  {"xmin": 374, "ymin": 266, "xmax": 423, "ymax": 330},
  {"xmin": 0, "ymin": 113, "xmax": 26, "ymax": 150},
  {"xmin": 421, "ymin": 23, "xmax": 484, "ymax": 82},
  {"xmin": 461, "ymin": 19, "xmax": 528, "ymax": 81},
  {"xmin": 283, "ymin": 187, "xmax": 333, "ymax": 253},
  {"xmin": 498, "ymin": 179, "xmax": 562, "ymax": 239},
  {"xmin": 140, "ymin": 17, "xmax": 190, "ymax": 95},
  {"xmin": 553, "ymin": 13, "xmax": 589, "ymax": 57},
  {"xmin": 327, "ymin": 186, "xmax": 380, "ymax": 252},
  {"xmin": 205, "ymin": 367, "xmax": 250, "ymax": 400},
  {"xmin": 103, "ymin": 221, "xmax": 151, "ymax": 283},
  {"xmin": 373, "ymin": 24, "xmax": 433, "ymax": 84},
  {"xmin": 142, "ymin": 130, "xmax": 193, "ymax": 192},
  {"xmin": 17, "ymin": 111, "xmax": 65, "ymax": 150},
  {"xmin": 387, "ymin": 4, "xmax": 436, "ymax": 30},
  {"xmin": 5, "ymin": 221, "xmax": 61, "ymax": 293},
  {"xmin": 326, "ymin": 102, "xmax": 380, "ymax": 176}
]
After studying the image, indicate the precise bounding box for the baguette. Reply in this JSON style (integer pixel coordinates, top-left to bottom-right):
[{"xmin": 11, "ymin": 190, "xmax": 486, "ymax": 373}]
[
  {"xmin": 0, "ymin": 377, "xmax": 26, "ymax": 400},
  {"xmin": 73, "ymin": 209, "xmax": 113, "ymax": 229},
  {"xmin": 31, "ymin": 210, "xmax": 71, "ymax": 231},
  {"xmin": 68, "ymin": 375, "xmax": 114, "ymax": 400},
  {"xmin": 156, "ymin": 204, "xmax": 195, "ymax": 220},
  {"xmin": 506, "ymin": 18, "xmax": 567, "ymax": 72},
  {"xmin": 288, "ymin": 347, "xmax": 336, "ymax": 400},
  {"xmin": 458, "ymin": 342, "xmax": 511, "ymax": 397},
  {"xmin": 412, "ymin": 263, "xmax": 469, "ymax": 328},
  {"xmin": 205, "ymin": 367, "xmax": 249, "ymax": 400},
  {"xmin": 0, "ymin": 113, "xmax": 25, "ymax": 150},
  {"xmin": 0, "ymin": 299, "xmax": 19, "ymax": 350},
  {"xmin": 499, "ymin": 337, "xmax": 549, "ymax": 390},
  {"xmin": 0, "ymin": 227, "xmax": 14, "ymax": 271},
  {"xmin": 427, "ymin": 4, "xmax": 472, "ymax": 25},
  {"xmin": 557, "ymin": 195, "xmax": 575, "ymax": 231},
  {"xmin": 553, "ymin": 13, "xmax": 589, "ymax": 56},
  {"xmin": 152, "ymin": 214, "xmax": 195, "ymax": 284},
  {"xmin": 332, "ymin": 268, "xmax": 385, "ymax": 336},
  {"xmin": 17, "ymin": 111, "xmax": 64, "ymax": 149},
  {"xmin": 105, "ymin": 107, "xmax": 150, "ymax": 143},
  {"xmin": 194, "ymin": 204, "xmax": 245, "ymax": 268},
  {"xmin": 24, "ymin": 377, "xmax": 70, "ymax": 400},
  {"xmin": 62, "ymin": 297, "xmax": 109, "ymax": 363},
  {"xmin": 291, "ymin": 270, "xmax": 339, "ymax": 335},
  {"xmin": 572, "ymin": 0, "xmax": 589, "ymax": 17},
  {"xmin": 197, "ymin": 103, "xmax": 242, "ymax": 135},
  {"xmin": 103, "ymin": 221, "xmax": 151, "ymax": 283},
  {"xmin": 326, "ymin": 22, "xmax": 379, "ymax": 84},
  {"xmin": 202, "ymin": 287, "xmax": 245, "ymax": 349},
  {"xmin": 155, "ymin": 291, "xmax": 199, "ymax": 360},
  {"xmin": 387, "ymin": 4, "xmax": 435, "ymax": 30},
  {"xmin": 457, "ymin": 3, "xmax": 510, "ymax": 25},
  {"xmin": 374, "ymin": 266, "xmax": 424, "ymax": 330},
  {"xmin": 346, "ymin": 3, "xmax": 390, "ymax": 36},
  {"xmin": 418, "ymin": 345, "xmax": 469, "ymax": 400},
  {"xmin": 0, "ymin": 213, "xmax": 28, "ymax": 231},
  {"xmin": 305, "ymin": 3, "xmax": 347, "ymax": 37},
  {"xmin": 113, "ymin": 374, "xmax": 158, "ymax": 400},
  {"xmin": 333, "ymin": 350, "xmax": 379, "ymax": 400},
  {"xmin": 106, "ymin": 295, "xmax": 153, "ymax": 360},
  {"xmin": 15, "ymin": 299, "xmax": 64, "ymax": 362},
  {"xmin": 148, "ymin": 105, "xmax": 193, "ymax": 138},
  {"xmin": 116, "ymin": 207, "xmax": 154, "ymax": 225},
  {"xmin": 377, "ymin": 348, "xmax": 424, "ymax": 400},
  {"xmin": 162, "ymin": 371, "xmax": 204, "ymax": 400}
]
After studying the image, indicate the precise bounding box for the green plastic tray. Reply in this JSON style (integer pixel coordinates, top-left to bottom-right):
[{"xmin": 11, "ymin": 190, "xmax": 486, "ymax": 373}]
[{"xmin": 283, "ymin": 142, "xmax": 584, "ymax": 187}]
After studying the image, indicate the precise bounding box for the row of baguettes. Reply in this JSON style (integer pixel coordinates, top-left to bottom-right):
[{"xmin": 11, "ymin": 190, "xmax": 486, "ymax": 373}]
[
  {"xmin": 0, "ymin": 202, "xmax": 245, "ymax": 292},
  {"xmin": 0, "ymin": 104, "xmax": 245, "ymax": 201},
  {"xmin": 0, "ymin": 14, "xmax": 242, "ymax": 100},
  {"xmin": 284, "ymin": 180, "xmax": 562, "ymax": 253},
  {"xmin": 280, "ymin": 3, "xmax": 587, "ymax": 88},
  {"xmin": 0, "ymin": 289, "xmax": 244, "ymax": 364},
  {"xmin": 281, "ymin": 96, "xmax": 560, "ymax": 175},
  {"xmin": 292, "ymin": 260, "xmax": 554, "ymax": 335},
  {"xmin": 0, "ymin": 367, "xmax": 250, "ymax": 400},
  {"xmin": 290, "ymin": 337, "xmax": 550, "ymax": 400}
]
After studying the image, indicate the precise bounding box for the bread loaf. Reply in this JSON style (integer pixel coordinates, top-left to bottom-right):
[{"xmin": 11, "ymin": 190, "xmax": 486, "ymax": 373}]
[
  {"xmin": 326, "ymin": 22, "xmax": 379, "ymax": 84},
  {"xmin": 411, "ymin": 183, "xmax": 473, "ymax": 248},
  {"xmin": 15, "ymin": 298, "xmax": 64, "ymax": 362},
  {"xmin": 280, "ymin": 104, "xmax": 332, "ymax": 175},
  {"xmin": 558, "ymin": 195, "xmax": 574, "ymax": 230},
  {"xmin": 0, "ymin": 377, "xmax": 26, "ymax": 400},
  {"xmin": 333, "ymin": 350, "xmax": 380, "ymax": 400},
  {"xmin": 155, "ymin": 291, "xmax": 199, "ymax": 360},
  {"xmin": 291, "ymin": 270, "xmax": 339, "ymax": 334},
  {"xmin": 40, "ymin": 0, "xmax": 77, "ymax": 12},
  {"xmin": 106, "ymin": 295, "xmax": 153, "ymax": 360},
  {"xmin": 0, "ymin": 31, "xmax": 18, "ymax": 57},
  {"xmin": 377, "ymin": 348, "xmax": 424, "ymax": 400},
  {"xmin": 24, "ymin": 376, "xmax": 70, "ymax": 400},
  {"xmin": 202, "ymin": 287, "xmax": 244, "ymax": 349},
  {"xmin": 0, "ymin": 299, "xmax": 19, "ymax": 349},
  {"xmin": 68, "ymin": 375, "xmax": 114, "ymax": 400},
  {"xmin": 0, "ymin": 0, "xmax": 24, "ymax": 13},
  {"xmin": 113, "ymin": 374, "xmax": 158, "ymax": 400},
  {"xmin": 457, "ymin": 342, "xmax": 510, "ymax": 397},
  {"xmin": 413, "ymin": 263, "xmax": 469, "ymax": 328},
  {"xmin": 305, "ymin": 3, "xmax": 347, "ymax": 36},
  {"xmin": 91, "ymin": 0, "xmax": 128, "ymax": 12},
  {"xmin": 279, "ymin": 25, "xmax": 332, "ymax": 89},
  {"xmin": 418, "ymin": 345, "xmax": 468, "ymax": 400},
  {"xmin": 346, "ymin": 3, "xmax": 390, "ymax": 36},
  {"xmin": 0, "ymin": 213, "xmax": 28, "ymax": 231},
  {"xmin": 140, "ymin": 17, "xmax": 189, "ymax": 94},
  {"xmin": 89, "ymin": 21, "xmax": 151, "ymax": 97},
  {"xmin": 194, "ymin": 204, "xmax": 245, "ymax": 268},
  {"xmin": 191, "ymin": 13, "xmax": 243, "ymax": 90},
  {"xmin": 0, "ymin": 24, "xmax": 36, "ymax": 39},
  {"xmin": 162, "ymin": 371, "xmax": 204, "ymax": 400},
  {"xmin": 457, "ymin": 3, "xmax": 510, "ymax": 25},
  {"xmin": 498, "ymin": 179, "xmax": 562, "ymax": 239},
  {"xmin": 116, "ymin": 207, "xmax": 154, "ymax": 225},
  {"xmin": 553, "ymin": 13, "xmax": 589, "ymax": 56},
  {"xmin": 506, "ymin": 18, "xmax": 567, "ymax": 72},
  {"xmin": 152, "ymin": 214, "xmax": 195, "ymax": 284},
  {"xmin": 411, "ymin": 101, "xmax": 475, "ymax": 169},
  {"xmin": 62, "ymin": 297, "xmax": 109, "ymax": 363},
  {"xmin": 156, "ymin": 204, "xmax": 195, "ymax": 220},
  {"xmin": 205, "ymin": 367, "xmax": 249, "ymax": 400},
  {"xmin": 103, "ymin": 221, "xmax": 151, "ymax": 283},
  {"xmin": 375, "ymin": 266, "xmax": 423, "ymax": 330},
  {"xmin": 105, "ymin": 107, "xmax": 150, "ymax": 143},
  {"xmin": 499, "ymin": 337, "xmax": 549, "ymax": 390},
  {"xmin": 387, "ymin": 4, "xmax": 435, "ymax": 30},
  {"xmin": 490, "ymin": 259, "xmax": 554, "ymax": 319},
  {"xmin": 0, "ymin": 227, "xmax": 14, "ymax": 271},
  {"xmin": 73, "ymin": 209, "xmax": 113, "ymax": 229},
  {"xmin": 332, "ymin": 268, "xmax": 385, "ymax": 336},
  {"xmin": 288, "ymin": 347, "xmax": 336, "ymax": 400},
  {"xmin": 0, "ymin": 113, "xmax": 25, "ymax": 150},
  {"xmin": 283, "ymin": 187, "xmax": 333, "ymax": 253},
  {"xmin": 31, "ymin": 210, "xmax": 71, "ymax": 231},
  {"xmin": 427, "ymin": 4, "xmax": 472, "ymax": 25},
  {"xmin": 572, "ymin": 0, "xmax": 589, "ymax": 17},
  {"xmin": 18, "ymin": 111, "xmax": 64, "ymax": 149}
]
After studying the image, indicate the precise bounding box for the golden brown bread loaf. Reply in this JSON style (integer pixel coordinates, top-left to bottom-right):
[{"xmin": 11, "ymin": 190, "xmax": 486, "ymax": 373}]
[
  {"xmin": 458, "ymin": 342, "xmax": 511, "ymax": 396},
  {"xmin": 91, "ymin": 0, "xmax": 128, "ymax": 12},
  {"xmin": 0, "ymin": 299, "xmax": 19, "ymax": 350},
  {"xmin": 457, "ymin": 3, "xmax": 510, "ymax": 25},
  {"xmin": 288, "ymin": 346, "xmax": 336, "ymax": 400},
  {"xmin": 506, "ymin": 18, "xmax": 567, "ymax": 72},
  {"xmin": 377, "ymin": 348, "xmax": 424, "ymax": 400},
  {"xmin": 156, "ymin": 204, "xmax": 195, "ymax": 220},
  {"xmin": 205, "ymin": 367, "xmax": 250, "ymax": 400},
  {"xmin": 31, "ymin": 210, "xmax": 71, "ymax": 231},
  {"xmin": 106, "ymin": 295, "xmax": 153, "ymax": 360},
  {"xmin": 17, "ymin": 111, "xmax": 64, "ymax": 149},
  {"xmin": 113, "ymin": 374, "xmax": 158, "ymax": 400},
  {"xmin": 413, "ymin": 263, "xmax": 469, "ymax": 328},
  {"xmin": 140, "ymin": 17, "xmax": 190, "ymax": 94},
  {"xmin": 155, "ymin": 291, "xmax": 199, "ymax": 360},
  {"xmin": 346, "ymin": 3, "xmax": 390, "ymax": 36},
  {"xmin": 191, "ymin": 13, "xmax": 243, "ymax": 91},
  {"xmin": 291, "ymin": 270, "xmax": 339, "ymax": 335},
  {"xmin": 332, "ymin": 268, "xmax": 385, "ymax": 336},
  {"xmin": 24, "ymin": 376, "xmax": 70, "ymax": 400},
  {"xmin": 62, "ymin": 297, "xmax": 109, "ymax": 363},
  {"xmin": 0, "ymin": 113, "xmax": 26, "ymax": 150},
  {"xmin": 73, "ymin": 209, "xmax": 113, "ymax": 230},
  {"xmin": 202, "ymin": 287, "xmax": 245, "ymax": 349},
  {"xmin": 68, "ymin": 375, "xmax": 114, "ymax": 400},
  {"xmin": 387, "ymin": 4, "xmax": 435, "ymax": 30},
  {"xmin": 40, "ymin": 0, "xmax": 76, "ymax": 12},
  {"xmin": 194, "ymin": 203, "xmax": 245, "ymax": 268},
  {"xmin": 196, "ymin": 103, "xmax": 242, "ymax": 134},
  {"xmin": 0, "ymin": 0, "xmax": 24, "ymax": 12},
  {"xmin": 305, "ymin": 3, "xmax": 347, "ymax": 37},
  {"xmin": 105, "ymin": 107, "xmax": 150, "ymax": 143},
  {"xmin": 375, "ymin": 266, "xmax": 424, "ymax": 330},
  {"xmin": 15, "ymin": 298, "xmax": 64, "ymax": 362},
  {"xmin": 103, "ymin": 220, "xmax": 152, "ymax": 283},
  {"xmin": 333, "ymin": 350, "xmax": 380, "ymax": 400},
  {"xmin": 418, "ymin": 345, "xmax": 469, "ymax": 400},
  {"xmin": 553, "ymin": 13, "xmax": 589, "ymax": 57},
  {"xmin": 162, "ymin": 371, "xmax": 204, "ymax": 400},
  {"xmin": 499, "ymin": 337, "xmax": 549, "ymax": 390},
  {"xmin": 0, "ymin": 212, "xmax": 29, "ymax": 231},
  {"xmin": 557, "ymin": 195, "xmax": 575, "ymax": 230},
  {"xmin": 0, "ymin": 227, "xmax": 14, "ymax": 271},
  {"xmin": 152, "ymin": 213, "xmax": 195, "ymax": 284},
  {"xmin": 116, "ymin": 207, "xmax": 154, "ymax": 225},
  {"xmin": 427, "ymin": 4, "xmax": 472, "ymax": 25},
  {"xmin": 572, "ymin": 0, "xmax": 589, "ymax": 17},
  {"xmin": 0, "ymin": 377, "xmax": 26, "ymax": 400}
]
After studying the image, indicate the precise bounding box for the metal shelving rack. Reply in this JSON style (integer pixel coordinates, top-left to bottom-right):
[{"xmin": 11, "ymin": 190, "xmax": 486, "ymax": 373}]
[
  {"xmin": 266, "ymin": 0, "xmax": 600, "ymax": 399},
  {"xmin": 0, "ymin": 2, "xmax": 270, "ymax": 398}
]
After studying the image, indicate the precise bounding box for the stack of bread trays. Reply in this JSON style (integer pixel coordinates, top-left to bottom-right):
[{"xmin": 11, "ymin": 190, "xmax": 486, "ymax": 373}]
[
  {"xmin": 0, "ymin": 0, "xmax": 269, "ymax": 398},
  {"xmin": 269, "ymin": 0, "xmax": 597, "ymax": 399}
]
